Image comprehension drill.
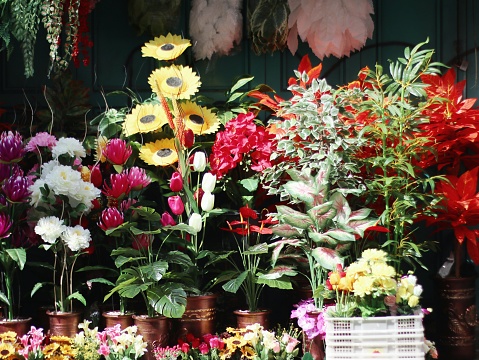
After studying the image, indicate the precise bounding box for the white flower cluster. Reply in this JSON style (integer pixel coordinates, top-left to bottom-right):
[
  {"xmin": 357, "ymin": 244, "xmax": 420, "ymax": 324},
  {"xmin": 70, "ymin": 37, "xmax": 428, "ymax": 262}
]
[
  {"xmin": 396, "ymin": 274, "xmax": 423, "ymax": 308},
  {"xmin": 34, "ymin": 216, "xmax": 92, "ymax": 252},
  {"xmin": 29, "ymin": 138, "xmax": 101, "ymax": 212}
]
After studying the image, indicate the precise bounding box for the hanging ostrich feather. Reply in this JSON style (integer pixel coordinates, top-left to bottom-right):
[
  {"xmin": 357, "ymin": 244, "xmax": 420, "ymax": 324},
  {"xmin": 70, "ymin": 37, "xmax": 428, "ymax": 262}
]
[
  {"xmin": 189, "ymin": 0, "xmax": 243, "ymax": 61},
  {"xmin": 287, "ymin": 0, "xmax": 374, "ymax": 59}
]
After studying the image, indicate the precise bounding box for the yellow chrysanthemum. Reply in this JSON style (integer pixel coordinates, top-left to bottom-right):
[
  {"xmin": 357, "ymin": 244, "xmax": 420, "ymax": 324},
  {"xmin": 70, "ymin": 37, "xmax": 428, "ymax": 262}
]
[
  {"xmin": 95, "ymin": 135, "xmax": 108, "ymax": 163},
  {"xmin": 141, "ymin": 33, "xmax": 191, "ymax": 61},
  {"xmin": 370, "ymin": 263, "xmax": 396, "ymax": 279},
  {"xmin": 123, "ymin": 103, "xmax": 169, "ymax": 136},
  {"xmin": 0, "ymin": 342, "xmax": 15, "ymax": 359},
  {"xmin": 352, "ymin": 276, "xmax": 375, "ymax": 297},
  {"xmin": 148, "ymin": 65, "xmax": 201, "ymax": 100},
  {"xmin": 361, "ymin": 248, "xmax": 388, "ymax": 262},
  {"xmin": 139, "ymin": 138, "xmax": 178, "ymax": 166},
  {"xmin": 180, "ymin": 101, "xmax": 220, "ymax": 135}
]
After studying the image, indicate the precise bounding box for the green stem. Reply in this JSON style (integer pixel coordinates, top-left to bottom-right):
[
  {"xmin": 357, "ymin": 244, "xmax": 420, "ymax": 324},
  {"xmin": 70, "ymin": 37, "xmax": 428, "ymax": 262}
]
[{"xmin": 4, "ymin": 269, "xmax": 13, "ymax": 320}]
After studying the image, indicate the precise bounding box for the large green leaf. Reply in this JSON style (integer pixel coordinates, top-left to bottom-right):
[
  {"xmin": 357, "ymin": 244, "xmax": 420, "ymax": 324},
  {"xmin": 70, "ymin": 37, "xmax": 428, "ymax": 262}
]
[
  {"xmin": 324, "ymin": 229, "xmax": 356, "ymax": 242},
  {"xmin": 256, "ymin": 275, "xmax": 293, "ymax": 290},
  {"xmin": 311, "ymin": 247, "xmax": 343, "ymax": 270},
  {"xmin": 139, "ymin": 260, "xmax": 168, "ymax": 282},
  {"xmin": 67, "ymin": 291, "xmax": 86, "ymax": 306},
  {"xmin": 243, "ymin": 242, "xmax": 268, "ymax": 255},
  {"xmin": 222, "ymin": 271, "xmax": 249, "ymax": 293},
  {"xmin": 276, "ymin": 205, "xmax": 313, "ymax": 229},
  {"xmin": 271, "ymin": 223, "xmax": 302, "ymax": 238},
  {"xmin": 148, "ymin": 284, "xmax": 187, "ymax": 318},
  {"xmin": 283, "ymin": 181, "xmax": 315, "ymax": 206},
  {"xmin": 6, "ymin": 248, "xmax": 26, "ymax": 270},
  {"xmin": 0, "ymin": 290, "xmax": 9, "ymax": 306}
]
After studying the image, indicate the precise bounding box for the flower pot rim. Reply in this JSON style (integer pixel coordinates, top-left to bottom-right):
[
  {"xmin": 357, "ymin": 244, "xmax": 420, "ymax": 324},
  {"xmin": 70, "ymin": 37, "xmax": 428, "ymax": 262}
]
[
  {"xmin": 102, "ymin": 311, "xmax": 135, "ymax": 317},
  {"xmin": 132, "ymin": 314, "xmax": 168, "ymax": 320},
  {"xmin": 0, "ymin": 317, "xmax": 32, "ymax": 322},
  {"xmin": 46, "ymin": 310, "xmax": 82, "ymax": 316},
  {"xmin": 233, "ymin": 309, "xmax": 270, "ymax": 314}
]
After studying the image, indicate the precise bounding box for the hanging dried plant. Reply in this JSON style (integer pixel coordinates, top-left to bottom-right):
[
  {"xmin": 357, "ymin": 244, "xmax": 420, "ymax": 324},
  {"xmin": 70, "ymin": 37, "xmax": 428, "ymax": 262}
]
[
  {"xmin": 248, "ymin": 0, "xmax": 290, "ymax": 54},
  {"xmin": 41, "ymin": 0, "xmax": 64, "ymax": 75}
]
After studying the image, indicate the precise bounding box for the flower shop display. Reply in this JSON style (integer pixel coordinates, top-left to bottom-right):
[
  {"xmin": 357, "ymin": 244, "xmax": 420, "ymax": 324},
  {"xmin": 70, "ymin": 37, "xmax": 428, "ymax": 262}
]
[
  {"xmin": 214, "ymin": 205, "xmax": 296, "ymax": 327},
  {"xmin": 154, "ymin": 323, "xmax": 301, "ymax": 360},
  {"xmin": 0, "ymin": 131, "xmax": 31, "ymax": 329}
]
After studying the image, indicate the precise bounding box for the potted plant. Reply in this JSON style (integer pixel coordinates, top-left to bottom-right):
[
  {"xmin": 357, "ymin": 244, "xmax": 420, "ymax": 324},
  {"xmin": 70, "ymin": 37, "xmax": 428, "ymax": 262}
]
[
  {"xmin": 28, "ymin": 135, "xmax": 102, "ymax": 337},
  {"xmin": 213, "ymin": 204, "xmax": 296, "ymax": 328},
  {"xmin": 0, "ymin": 131, "xmax": 31, "ymax": 335}
]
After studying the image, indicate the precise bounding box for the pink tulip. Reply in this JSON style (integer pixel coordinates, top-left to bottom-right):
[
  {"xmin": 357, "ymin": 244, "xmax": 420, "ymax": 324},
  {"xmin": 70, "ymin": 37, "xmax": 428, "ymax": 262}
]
[
  {"xmin": 169, "ymin": 171, "xmax": 183, "ymax": 192},
  {"xmin": 161, "ymin": 212, "xmax": 176, "ymax": 226},
  {"xmin": 168, "ymin": 195, "xmax": 184, "ymax": 215}
]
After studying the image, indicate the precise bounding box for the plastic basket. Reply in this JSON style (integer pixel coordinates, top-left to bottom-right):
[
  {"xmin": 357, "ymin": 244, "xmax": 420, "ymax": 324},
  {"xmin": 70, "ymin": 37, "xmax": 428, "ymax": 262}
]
[{"xmin": 324, "ymin": 314, "xmax": 425, "ymax": 359}]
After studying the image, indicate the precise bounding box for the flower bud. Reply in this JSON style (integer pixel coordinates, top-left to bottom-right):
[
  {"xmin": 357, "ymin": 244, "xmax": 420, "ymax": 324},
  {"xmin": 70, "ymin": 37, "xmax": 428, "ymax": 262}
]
[
  {"xmin": 201, "ymin": 192, "xmax": 215, "ymax": 212},
  {"xmin": 160, "ymin": 212, "xmax": 176, "ymax": 226},
  {"xmin": 201, "ymin": 173, "xmax": 216, "ymax": 193},
  {"xmin": 193, "ymin": 152, "xmax": 207, "ymax": 172},
  {"xmin": 168, "ymin": 195, "xmax": 184, "ymax": 215},
  {"xmin": 183, "ymin": 129, "xmax": 195, "ymax": 148},
  {"xmin": 189, "ymin": 213, "xmax": 202, "ymax": 233},
  {"xmin": 169, "ymin": 171, "xmax": 183, "ymax": 192}
]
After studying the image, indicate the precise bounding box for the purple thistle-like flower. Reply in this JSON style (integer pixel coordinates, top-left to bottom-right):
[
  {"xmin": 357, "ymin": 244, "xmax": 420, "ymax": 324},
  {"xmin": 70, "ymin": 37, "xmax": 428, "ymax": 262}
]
[
  {"xmin": 0, "ymin": 131, "xmax": 26, "ymax": 164},
  {"xmin": 98, "ymin": 207, "xmax": 124, "ymax": 231},
  {"xmin": 0, "ymin": 212, "xmax": 12, "ymax": 239},
  {"xmin": 2, "ymin": 175, "xmax": 32, "ymax": 202},
  {"xmin": 0, "ymin": 163, "xmax": 23, "ymax": 184},
  {"xmin": 127, "ymin": 167, "xmax": 151, "ymax": 191}
]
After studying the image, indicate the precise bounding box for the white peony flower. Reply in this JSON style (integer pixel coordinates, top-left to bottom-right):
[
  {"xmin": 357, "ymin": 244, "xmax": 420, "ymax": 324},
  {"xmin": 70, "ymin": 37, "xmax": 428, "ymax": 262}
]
[
  {"xmin": 45, "ymin": 164, "xmax": 82, "ymax": 197},
  {"xmin": 40, "ymin": 159, "xmax": 59, "ymax": 179},
  {"xmin": 29, "ymin": 179, "xmax": 48, "ymax": 207},
  {"xmin": 34, "ymin": 216, "xmax": 66, "ymax": 244},
  {"xmin": 69, "ymin": 180, "xmax": 101, "ymax": 211},
  {"xmin": 62, "ymin": 225, "xmax": 91, "ymax": 252},
  {"xmin": 52, "ymin": 137, "xmax": 86, "ymax": 159}
]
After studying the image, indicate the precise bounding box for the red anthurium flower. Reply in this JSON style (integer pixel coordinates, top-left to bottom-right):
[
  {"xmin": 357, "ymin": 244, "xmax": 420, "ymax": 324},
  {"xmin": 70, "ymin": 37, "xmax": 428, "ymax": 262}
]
[
  {"xmin": 425, "ymin": 166, "xmax": 479, "ymax": 264},
  {"xmin": 103, "ymin": 139, "xmax": 133, "ymax": 166},
  {"xmin": 98, "ymin": 207, "xmax": 124, "ymax": 231},
  {"xmin": 169, "ymin": 171, "xmax": 183, "ymax": 192},
  {"xmin": 239, "ymin": 205, "xmax": 257, "ymax": 220},
  {"xmin": 168, "ymin": 195, "xmax": 184, "ymax": 215}
]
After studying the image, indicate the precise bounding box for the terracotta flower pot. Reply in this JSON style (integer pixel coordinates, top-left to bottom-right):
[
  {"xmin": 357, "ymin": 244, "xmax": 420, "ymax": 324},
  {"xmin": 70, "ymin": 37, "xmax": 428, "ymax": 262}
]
[
  {"xmin": 102, "ymin": 311, "xmax": 134, "ymax": 330},
  {"xmin": 133, "ymin": 315, "xmax": 170, "ymax": 360},
  {"xmin": 233, "ymin": 309, "xmax": 270, "ymax": 329},
  {"xmin": 46, "ymin": 311, "xmax": 82, "ymax": 337},
  {"xmin": 0, "ymin": 317, "xmax": 32, "ymax": 337}
]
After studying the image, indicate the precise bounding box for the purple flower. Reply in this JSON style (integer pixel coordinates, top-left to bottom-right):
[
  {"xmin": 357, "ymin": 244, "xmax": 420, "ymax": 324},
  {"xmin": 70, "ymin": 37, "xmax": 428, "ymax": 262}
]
[
  {"xmin": 0, "ymin": 131, "xmax": 25, "ymax": 164},
  {"xmin": 0, "ymin": 212, "xmax": 12, "ymax": 239},
  {"xmin": 25, "ymin": 132, "xmax": 57, "ymax": 152},
  {"xmin": 2, "ymin": 175, "xmax": 31, "ymax": 202}
]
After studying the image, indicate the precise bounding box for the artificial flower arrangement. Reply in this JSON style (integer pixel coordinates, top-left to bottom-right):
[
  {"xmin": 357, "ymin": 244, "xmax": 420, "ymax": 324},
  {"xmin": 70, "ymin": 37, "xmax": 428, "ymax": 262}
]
[
  {"xmin": 214, "ymin": 205, "xmax": 296, "ymax": 313},
  {"xmin": 28, "ymin": 134, "xmax": 101, "ymax": 313},
  {"xmin": 0, "ymin": 131, "xmax": 32, "ymax": 321},
  {"xmin": 154, "ymin": 324, "xmax": 301, "ymax": 360},
  {"xmin": 97, "ymin": 324, "xmax": 148, "ymax": 360}
]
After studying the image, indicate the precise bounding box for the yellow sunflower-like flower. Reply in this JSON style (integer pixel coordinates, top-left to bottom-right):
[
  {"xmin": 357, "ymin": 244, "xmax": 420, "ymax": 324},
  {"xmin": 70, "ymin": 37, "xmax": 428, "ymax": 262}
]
[
  {"xmin": 49, "ymin": 336, "xmax": 72, "ymax": 345},
  {"xmin": 224, "ymin": 335, "xmax": 247, "ymax": 351},
  {"xmin": 180, "ymin": 101, "xmax": 220, "ymax": 135},
  {"xmin": 141, "ymin": 33, "xmax": 191, "ymax": 61},
  {"xmin": 95, "ymin": 135, "xmax": 108, "ymax": 163},
  {"xmin": 42, "ymin": 343, "xmax": 61, "ymax": 357},
  {"xmin": 0, "ymin": 332, "xmax": 16, "ymax": 343},
  {"xmin": 0, "ymin": 342, "xmax": 16, "ymax": 359},
  {"xmin": 148, "ymin": 65, "xmax": 201, "ymax": 100},
  {"xmin": 241, "ymin": 345, "xmax": 256, "ymax": 359},
  {"xmin": 123, "ymin": 103, "xmax": 169, "ymax": 136},
  {"xmin": 139, "ymin": 138, "xmax": 178, "ymax": 166}
]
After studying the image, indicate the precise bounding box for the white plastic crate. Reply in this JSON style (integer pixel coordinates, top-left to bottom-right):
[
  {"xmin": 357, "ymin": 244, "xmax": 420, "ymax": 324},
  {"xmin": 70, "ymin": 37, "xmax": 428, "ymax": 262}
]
[{"xmin": 324, "ymin": 313, "xmax": 425, "ymax": 359}]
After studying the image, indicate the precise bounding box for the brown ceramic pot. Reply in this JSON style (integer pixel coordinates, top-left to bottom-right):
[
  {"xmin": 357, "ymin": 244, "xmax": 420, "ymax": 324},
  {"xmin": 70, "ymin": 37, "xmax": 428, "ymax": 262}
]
[
  {"xmin": 233, "ymin": 309, "xmax": 270, "ymax": 329},
  {"xmin": 46, "ymin": 311, "xmax": 82, "ymax": 337},
  {"xmin": 102, "ymin": 311, "xmax": 134, "ymax": 330},
  {"xmin": 174, "ymin": 294, "xmax": 217, "ymax": 339},
  {"xmin": 133, "ymin": 315, "xmax": 170, "ymax": 360},
  {"xmin": 0, "ymin": 317, "xmax": 32, "ymax": 337}
]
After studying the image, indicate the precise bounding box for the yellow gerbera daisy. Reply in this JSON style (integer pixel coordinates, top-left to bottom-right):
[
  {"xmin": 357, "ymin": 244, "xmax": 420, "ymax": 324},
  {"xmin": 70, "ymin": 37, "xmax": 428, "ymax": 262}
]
[
  {"xmin": 0, "ymin": 342, "xmax": 15, "ymax": 359},
  {"xmin": 141, "ymin": 33, "xmax": 191, "ymax": 61},
  {"xmin": 139, "ymin": 138, "xmax": 178, "ymax": 166},
  {"xmin": 180, "ymin": 101, "xmax": 220, "ymax": 135},
  {"xmin": 148, "ymin": 65, "xmax": 201, "ymax": 100},
  {"xmin": 49, "ymin": 336, "xmax": 72, "ymax": 345},
  {"xmin": 241, "ymin": 345, "xmax": 256, "ymax": 359},
  {"xmin": 42, "ymin": 343, "xmax": 60, "ymax": 356},
  {"xmin": 123, "ymin": 103, "xmax": 169, "ymax": 136}
]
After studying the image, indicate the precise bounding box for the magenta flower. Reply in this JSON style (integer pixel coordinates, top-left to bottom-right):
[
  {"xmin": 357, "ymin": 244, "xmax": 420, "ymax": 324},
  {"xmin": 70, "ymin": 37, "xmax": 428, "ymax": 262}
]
[
  {"xmin": 132, "ymin": 233, "xmax": 153, "ymax": 250},
  {"xmin": 103, "ymin": 173, "xmax": 131, "ymax": 200},
  {"xmin": 127, "ymin": 167, "xmax": 151, "ymax": 191},
  {"xmin": 160, "ymin": 212, "xmax": 176, "ymax": 226},
  {"xmin": 2, "ymin": 175, "xmax": 31, "ymax": 202},
  {"xmin": 168, "ymin": 195, "xmax": 184, "ymax": 215},
  {"xmin": 103, "ymin": 139, "xmax": 132, "ymax": 165},
  {"xmin": 169, "ymin": 171, "xmax": 183, "ymax": 192},
  {"xmin": 25, "ymin": 132, "xmax": 57, "ymax": 152},
  {"xmin": 0, "ymin": 212, "xmax": 12, "ymax": 239},
  {"xmin": 98, "ymin": 207, "xmax": 124, "ymax": 231},
  {"xmin": 0, "ymin": 131, "xmax": 25, "ymax": 164},
  {"xmin": 0, "ymin": 163, "xmax": 22, "ymax": 183},
  {"xmin": 98, "ymin": 344, "xmax": 110, "ymax": 356}
]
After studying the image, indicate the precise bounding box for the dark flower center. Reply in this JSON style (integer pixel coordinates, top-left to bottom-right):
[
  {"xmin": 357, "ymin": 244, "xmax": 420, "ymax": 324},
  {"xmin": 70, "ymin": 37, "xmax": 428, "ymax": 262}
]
[
  {"xmin": 157, "ymin": 148, "xmax": 173, "ymax": 157},
  {"xmin": 166, "ymin": 76, "xmax": 182, "ymax": 88},
  {"xmin": 0, "ymin": 349, "xmax": 10, "ymax": 356},
  {"xmin": 140, "ymin": 114, "xmax": 156, "ymax": 124},
  {"xmin": 189, "ymin": 114, "xmax": 204, "ymax": 125},
  {"xmin": 161, "ymin": 43, "xmax": 175, "ymax": 51}
]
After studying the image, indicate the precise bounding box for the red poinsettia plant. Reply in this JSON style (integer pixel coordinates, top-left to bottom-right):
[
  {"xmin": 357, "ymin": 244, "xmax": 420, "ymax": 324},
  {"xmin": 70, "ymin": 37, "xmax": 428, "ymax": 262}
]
[{"xmin": 418, "ymin": 67, "xmax": 479, "ymax": 276}]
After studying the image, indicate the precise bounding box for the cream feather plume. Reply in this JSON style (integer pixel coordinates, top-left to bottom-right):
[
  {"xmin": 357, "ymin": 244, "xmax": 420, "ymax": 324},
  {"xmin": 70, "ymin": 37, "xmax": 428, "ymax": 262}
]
[
  {"xmin": 287, "ymin": 0, "xmax": 374, "ymax": 60},
  {"xmin": 189, "ymin": 0, "xmax": 243, "ymax": 61}
]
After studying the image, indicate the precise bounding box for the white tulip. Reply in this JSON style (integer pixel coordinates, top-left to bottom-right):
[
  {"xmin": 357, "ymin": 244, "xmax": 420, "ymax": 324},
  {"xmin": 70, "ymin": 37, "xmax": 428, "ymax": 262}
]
[
  {"xmin": 201, "ymin": 192, "xmax": 215, "ymax": 211},
  {"xmin": 202, "ymin": 173, "xmax": 217, "ymax": 193},
  {"xmin": 189, "ymin": 213, "xmax": 203, "ymax": 233},
  {"xmin": 193, "ymin": 151, "xmax": 207, "ymax": 172}
]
